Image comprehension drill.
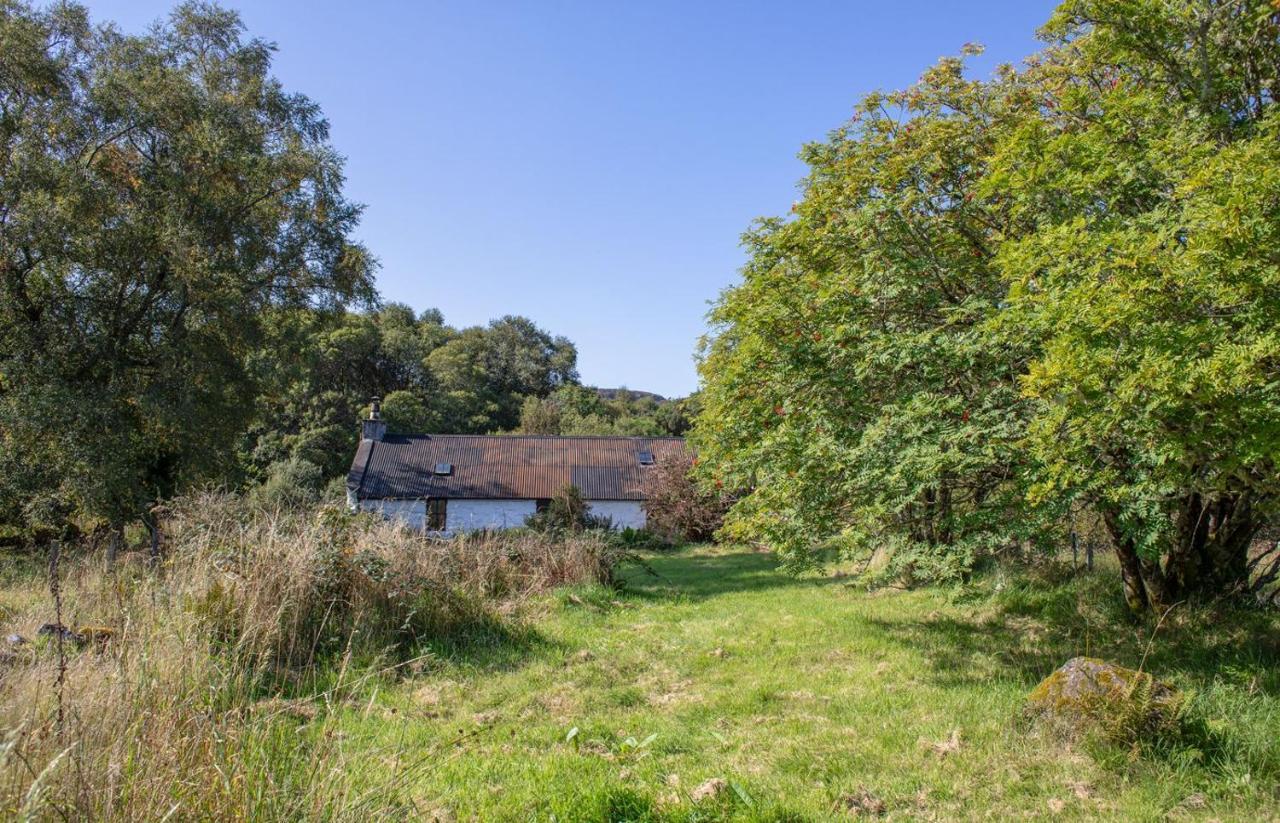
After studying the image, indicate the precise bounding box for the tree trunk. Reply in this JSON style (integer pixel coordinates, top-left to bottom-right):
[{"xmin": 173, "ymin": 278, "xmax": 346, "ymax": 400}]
[
  {"xmin": 1105, "ymin": 493, "xmax": 1260, "ymax": 614},
  {"xmin": 1102, "ymin": 506, "xmax": 1149, "ymax": 614},
  {"xmin": 1169, "ymin": 492, "xmax": 1256, "ymax": 599}
]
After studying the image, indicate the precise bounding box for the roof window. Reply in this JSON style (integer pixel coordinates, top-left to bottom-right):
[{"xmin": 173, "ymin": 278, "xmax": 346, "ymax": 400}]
[
  {"xmin": 433, "ymin": 462, "xmax": 453, "ymax": 476},
  {"xmin": 637, "ymin": 451, "xmax": 655, "ymax": 466}
]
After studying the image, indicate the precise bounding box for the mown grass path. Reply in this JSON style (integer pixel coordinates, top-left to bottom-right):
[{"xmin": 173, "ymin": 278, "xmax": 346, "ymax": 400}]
[{"xmin": 339, "ymin": 545, "xmax": 1279, "ymax": 821}]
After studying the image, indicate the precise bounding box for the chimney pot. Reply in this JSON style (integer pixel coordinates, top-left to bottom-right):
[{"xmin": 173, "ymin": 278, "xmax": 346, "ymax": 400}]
[{"xmin": 362, "ymin": 397, "xmax": 387, "ymax": 442}]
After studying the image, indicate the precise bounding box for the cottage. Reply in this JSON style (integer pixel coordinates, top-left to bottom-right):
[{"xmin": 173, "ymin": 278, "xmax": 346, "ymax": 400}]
[{"xmin": 345, "ymin": 403, "xmax": 683, "ymax": 533}]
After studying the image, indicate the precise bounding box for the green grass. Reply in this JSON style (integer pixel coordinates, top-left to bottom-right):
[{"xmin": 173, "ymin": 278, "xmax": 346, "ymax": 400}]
[{"xmin": 336, "ymin": 545, "xmax": 1280, "ymax": 821}]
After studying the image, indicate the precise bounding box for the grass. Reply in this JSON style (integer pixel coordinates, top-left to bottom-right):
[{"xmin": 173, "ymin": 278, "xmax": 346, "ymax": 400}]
[
  {"xmin": 0, "ymin": 496, "xmax": 622, "ymax": 821},
  {"xmin": 3, "ymin": 523, "xmax": 1277, "ymax": 821},
  {"xmin": 335, "ymin": 545, "xmax": 1280, "ymax": 821}
]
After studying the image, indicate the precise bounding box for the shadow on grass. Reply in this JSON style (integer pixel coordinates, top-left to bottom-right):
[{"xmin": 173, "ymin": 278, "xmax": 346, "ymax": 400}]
[
  {"xmin": 860, "ymin": 566, "xmax": 1280, "ymax": 695},
  {"xmin": 617, "ymin": 547, "xmax": 840, "ymax": 603},
  {"xmin": 399, "ymin": 587, "xmax": 567, "ymax": 674}
]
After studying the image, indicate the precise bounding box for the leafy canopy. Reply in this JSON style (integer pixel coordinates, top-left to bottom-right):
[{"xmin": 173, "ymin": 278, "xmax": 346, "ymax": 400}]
[
  {"xmin": 0, "ymin": 0, "xmax": 375, "ymax": 529},
  {"xmin": 695, "ymin": 0, "xmax": 1280, "ymax": 607}
]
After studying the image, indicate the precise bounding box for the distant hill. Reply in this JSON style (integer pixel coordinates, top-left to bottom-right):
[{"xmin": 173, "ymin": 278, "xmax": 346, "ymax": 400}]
[{"xmin": 593, "ymin": 387, "xmax": 669, "ymax": 403}]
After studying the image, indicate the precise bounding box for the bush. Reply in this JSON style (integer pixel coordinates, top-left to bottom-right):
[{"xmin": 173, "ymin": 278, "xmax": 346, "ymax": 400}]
[
  {"xmin": 249, "ymin": 457, "xmax": 324, "ymax": 509},
  {"xmin": 643, "ymin": 449, "xmax": 731, "ymax": 544},
  {"xmin": 525, "ymin": 485, "xmax": 612, "ymax": 533}
]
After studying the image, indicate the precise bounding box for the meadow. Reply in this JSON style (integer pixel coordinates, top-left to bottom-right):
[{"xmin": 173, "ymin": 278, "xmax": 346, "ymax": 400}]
[
  {"xmin": 2, "ymin": 510, "xmax": 1277, "ymax": 821},
  {"xmin": 333, "ymin": 545, "xmax": 1280, "ymax": 821}
]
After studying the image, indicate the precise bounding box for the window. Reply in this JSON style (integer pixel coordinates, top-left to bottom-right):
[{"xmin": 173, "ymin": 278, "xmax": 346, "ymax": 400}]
[
  {"xmin": 426, "ymin": 498, "xmax": 447, "ymax": 531},
  {"xmin": 535, "ymin": 498, "xmax": 551, "ymax": 513},
  {"xmin": 637, "ymin": 450, "xmax": 655, "ymax": 466},
  {"xmin": 433, "ymin": 462, "xmax": 453, "ymax": 476}
]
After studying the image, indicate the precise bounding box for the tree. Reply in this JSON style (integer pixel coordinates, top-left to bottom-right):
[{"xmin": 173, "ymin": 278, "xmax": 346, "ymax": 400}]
[
  {"xmin": 694, "ymin": 0, "xmax": 1280, "ymax": 609},
  {"xmin": 518, "ymin": 395, "xmax": 562, "ymax": 434},
  {"xmin": 994, "ymin": 0, "xmax": 1280, "ymax": 609},
  {"xmin": 379, "ymin": 390, "xmax": 439, "ymax": 434},
  {"xmin": 695, "ymin": 45, "xmax": 1048, "ymax": 580},
  {"xmin": 427, "ymin": 316, "xmax": 578, "ymax": 433},
  {"xmin": 0, "ymin": 1, "xmax": 375, "ymax": 532}
]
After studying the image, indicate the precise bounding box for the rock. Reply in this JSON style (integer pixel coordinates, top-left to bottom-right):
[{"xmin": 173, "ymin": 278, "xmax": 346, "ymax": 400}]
[
  {"xmin": 5, "ymin": 634, "xmax": 27, "ymax": 646},
  {"xmin": 690, "ymin": 777, "xmax": 728, "ymax": 803},
  {"xmin": 37, "ymin": 623, "xmax": 85, "ymax": 644},
  {"xmin": 1026, "ymin": 657, "xmax": 1182, "ymax": 742}
]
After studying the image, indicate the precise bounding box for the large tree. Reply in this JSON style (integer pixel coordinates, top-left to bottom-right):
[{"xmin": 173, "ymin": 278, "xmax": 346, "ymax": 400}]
[
  {"xmin": 695, "ymin": 47, "xmax": 1049, "ymax": 581},
  {"xmin": 695, "ymin": 0, "xmax": 1280, "ymax": 609},
  {"xmin": 0, "ymin": 1, "xmax": 375, "ymax": 533},
  {"xmin": 995, "ymin": 0, "xmax": 1280, "ymax": 610}
]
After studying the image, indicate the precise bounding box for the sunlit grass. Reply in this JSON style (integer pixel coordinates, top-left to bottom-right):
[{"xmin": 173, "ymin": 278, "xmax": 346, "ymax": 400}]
[{"xmin": 338, "ymin": 545, "xmax": 1280, "ymax": 821}]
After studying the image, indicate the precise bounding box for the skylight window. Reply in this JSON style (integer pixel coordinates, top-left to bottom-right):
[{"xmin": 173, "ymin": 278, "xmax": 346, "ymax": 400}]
[
  {"xmin": 433, "ymin": 462, "xmax": 453, "ymax": 476},
  {"xmin": 637, "ymin": 451, "xmax": 655, "ymax": 466}
]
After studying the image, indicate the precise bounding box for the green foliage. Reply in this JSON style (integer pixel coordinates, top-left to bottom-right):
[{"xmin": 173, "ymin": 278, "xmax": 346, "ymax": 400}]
[
  {"xmin": 517, "ymin": 385, "xmax": 696, "ymax": 437},
  {"xmin": 0, "ymin": 1, "xmax": 374, "ymax": 530},
  {"xmin": 249, "ymin": 457, "xmax": 325, "ymax": 509},
  {"xmin": 993, "ymin": 0, "xmax": 1280, "ymax": 609},
  {"xmin": 695, "ymin": 0, "xmax": 1280, "ymax": 606},
  {"xmin": 525, "ymin": 484, "xmax": 612, "ymax": 533},
  {"xmin": 379, "ymin": 389, "xmax": 439, "ymax": 435},
  {"xmin": 241, "ymin": 306, "xmax": 580, "ymax": 483},
  {"xmin": 695, "ymin": 44, "xmax": 1048, "ymax": 578}
]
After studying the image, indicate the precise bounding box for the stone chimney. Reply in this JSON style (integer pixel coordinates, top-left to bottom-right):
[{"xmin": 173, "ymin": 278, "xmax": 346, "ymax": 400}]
[{"xmin": 361, "ymin": 397, "xmax": 387, "ymax": 442}]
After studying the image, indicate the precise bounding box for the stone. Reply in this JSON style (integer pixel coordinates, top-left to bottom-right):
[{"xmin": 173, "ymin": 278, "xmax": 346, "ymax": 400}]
[
  {"xmin": 1026, "ymin": 657, "xmax": 1182, "ymax": 742},
  {"xmin": 37, "ymin": 623, "xmax": 85, "ymax": 644},
  {"xmin": 5, "ymin": 633, "xmax": 27, "ymax": 646}
]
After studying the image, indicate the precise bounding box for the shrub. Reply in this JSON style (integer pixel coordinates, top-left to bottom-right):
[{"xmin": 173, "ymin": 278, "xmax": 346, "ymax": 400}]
[
  {"xmin": 643, "ymin": 449, "xmax": 731, "ymax": 544},
  {"xmin": 525, "ymin": 485, "xmax": 612, "ymax": 533},
  {"xmin": 249, "ymin": 457, "xmax": 325, "ymax": 509}
]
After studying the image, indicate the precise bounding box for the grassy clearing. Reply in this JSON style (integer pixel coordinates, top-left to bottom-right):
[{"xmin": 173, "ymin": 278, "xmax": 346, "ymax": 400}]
[{"xmin": 338, "ymin": 545, "xmax": 1280, "ymax": 821}]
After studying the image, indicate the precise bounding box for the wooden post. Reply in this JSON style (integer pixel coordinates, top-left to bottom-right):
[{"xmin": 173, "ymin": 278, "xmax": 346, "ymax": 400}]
[
  {"xmin": 148, "ymin": 511, "xmax": 161, "ymax": 567},
  {"xmin": 1071, "ymin": 530, "xmax": 1078, "ymax": 570},
  {"xmin": 107, "ymin": 523, "xmax": 121, "ymax": 568}
]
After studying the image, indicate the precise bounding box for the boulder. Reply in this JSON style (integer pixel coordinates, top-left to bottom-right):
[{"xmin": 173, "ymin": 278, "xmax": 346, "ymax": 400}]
[{"xmin": 1026, "ymin": 657, "xmax": 1182, "ymax": 742}]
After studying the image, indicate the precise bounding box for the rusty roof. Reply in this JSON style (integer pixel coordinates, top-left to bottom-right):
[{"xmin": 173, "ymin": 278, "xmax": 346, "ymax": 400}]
[{"xmin": 347, "ymin": 434, "xmax": 685, "ymax": 500}]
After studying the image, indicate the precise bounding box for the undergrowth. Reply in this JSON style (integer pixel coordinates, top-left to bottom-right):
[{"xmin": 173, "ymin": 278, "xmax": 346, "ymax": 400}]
[{"xmin": 0, "ymin": 492, "xmax": 623, "ymax": 820}]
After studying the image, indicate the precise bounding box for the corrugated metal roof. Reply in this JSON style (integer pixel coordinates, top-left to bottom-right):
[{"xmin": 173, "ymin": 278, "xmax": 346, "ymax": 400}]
[{"xmin": 347, "ymin": 434, "xmax": 685, "ymax": 501}]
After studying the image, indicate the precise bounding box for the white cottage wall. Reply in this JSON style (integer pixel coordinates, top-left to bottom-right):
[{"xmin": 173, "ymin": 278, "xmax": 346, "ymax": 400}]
[
  {"xmin": 445, "ymin": 499, "xmax": 537, "ymax": 532},
  {"xmin": 586, "ymin": 500, "xmax": 646, "ymax": 530},
  {"xmin": 358, "ymin": 499, "xmax": 426, "ymax": 531}
]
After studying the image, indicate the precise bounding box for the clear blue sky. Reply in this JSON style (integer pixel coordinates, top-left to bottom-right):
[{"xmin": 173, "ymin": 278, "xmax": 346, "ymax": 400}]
[{"xmin": 83, "ymin": 0, "xmax": 1056, "ymax": 397}]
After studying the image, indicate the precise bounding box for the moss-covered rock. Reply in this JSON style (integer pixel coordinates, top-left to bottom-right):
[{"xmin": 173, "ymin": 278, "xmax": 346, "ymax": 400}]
[{"xmin": 1026, "ymin": 657, "xmax": 1182, "ymax": 744}]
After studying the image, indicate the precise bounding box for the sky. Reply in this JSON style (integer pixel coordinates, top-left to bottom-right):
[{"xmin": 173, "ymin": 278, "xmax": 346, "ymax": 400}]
[{"xmin": 82, "ymin": 0, "xmax": 1056, "ymax": 398}]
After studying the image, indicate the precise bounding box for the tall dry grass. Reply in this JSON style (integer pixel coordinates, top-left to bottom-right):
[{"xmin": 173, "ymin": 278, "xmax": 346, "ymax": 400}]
[{"xmin": 0, "ymin": 492, "xmax": 621, "ymax": 820}]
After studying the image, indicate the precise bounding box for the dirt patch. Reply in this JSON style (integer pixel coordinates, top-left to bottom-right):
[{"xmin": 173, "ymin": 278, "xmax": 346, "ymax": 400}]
[{"xmin": 837, "ymin": 786, "xmax": 886, "ymax": 817}]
